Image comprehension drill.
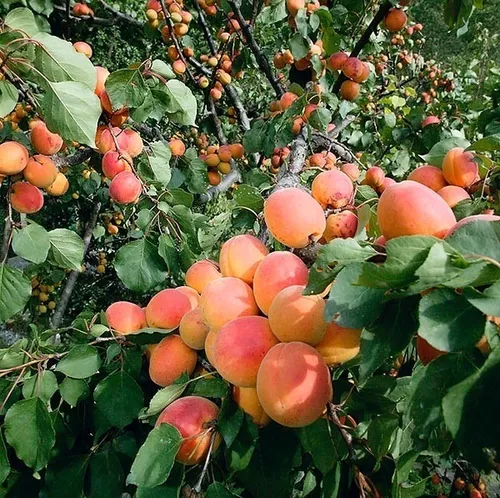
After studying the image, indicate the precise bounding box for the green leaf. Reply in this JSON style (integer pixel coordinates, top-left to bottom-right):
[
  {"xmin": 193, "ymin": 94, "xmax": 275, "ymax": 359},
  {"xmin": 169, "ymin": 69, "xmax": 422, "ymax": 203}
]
[
  {"xmin": 56, "ymin": 345, "xmax": 101, "ymax": 379},
  {"xmin": 158, "ymin": 233, "xmax": 180, "ymax": 276},
  {"xmin": 218, "ymin": 396, "xmax": 244, "ymax": 448},
  {"xmin": 467, "ymin": 133, "xmax": 500, "ymax": 152},
  {"xmin": 22, "ymin": 370, "xmax": 58, "ymax": 403},
  {"xmin": 94, "ymin": 371, "xmax": 144, "ymax": 429},
  {"xmin": 322, "ymin": 27, "xmax": 341, "ymax": 55},
  {"xmin": 4, "ymin": 7, "xmax": 40, "ymax": 36},
  {"xmin": 206, "ymin": 482, "xmax": 239, "ymax": 498},
  {"xmin": 418, "ymin": 288, "xmax": 486, "ymax": 352},
  {"xmin": 258, "ymin": 0, "xmax": 287, "ymax": 24},
  {"xmin": 289, "ymin": 33, "xmax": 310, "ymax": 59},
  {"xmin": 150, "ymin": 59, "xmax": 176, "ymax": 79},
  {"xmin": 114, "ymin": 238, "xmax": 168, "ymax": 292},
  {"xmin": 182, "ymin": 148, "xmax": 207, "ymax": 195},
  {"xmin": 308, "ymin": 108, "xmax": 332, "ymax": 131},
  {"xmin": 367, "ymin": 414, "xmax": 399, "ymax": 460},
  {"xmin": 12, "ymin": 223, "xmax": 50, "ymax": 264},
  {"xmin": 135, "ymin": 464, "xmax": 184, "ymax": 498},
  {"xmin": 139, "ymin": 379, "xmax": 187, "ymax": 419},
  {"xmin": 45, "ymin": 455, "xmax": 89, "ymax": 498},
  {"xmin": 0, "ymin": 431, "xmax": 10, "ymax": 486},
  {"xmin": 47, "ymin": 228, "xmax": 85, "ymax": 271},
  {"xmin": 0, "ymin": 263, "xmax": 31, "ymax": 322},
  {"xmin": 0, "ymin": 80, "xmax": 18, "ymax": 118},
  {"xmin": 464, "ymin": 280, "xmax": 500, "ymax": 316},
  {"xmin": 4, "ymin": 398, "xmax": 55, "ymax": 471},
  {"xmin": 234, "ymin": 185, "xmax": 264, "ymax": 212},
  {"xmin": 59, "ymin": 377, "xmax": 89, "ymax": 406},
  {"xmin": 105, "ymin": 68, "xmax": 148, "ymax": 110},
  {"xmin": 164, "ymin": 80, "xmax": 197, "ymax": 126},
  {"xmin": 191, "ymin": 377, "xmax": 228, "ymax": 398},
  {"xmin": 319, "ymin": 239, "xmax": 377, "ymax": 267},
  {"xmin": 420, "ymin": 137, "xmax": 470, "ymax": 166},
  {"xmin": 144, "ymin": 140, "xmax": 172, "ymax": 185},
  {"xmin": 127, "ymin": 424, "xmax": 182, "ymax": 488},
  {"xmin": 89, "ymin": 450, "xmax": 123, "ymax": 498},
  {"xmin": 226, "ymin": 415, "xmax": 258, "ymax": 472}
]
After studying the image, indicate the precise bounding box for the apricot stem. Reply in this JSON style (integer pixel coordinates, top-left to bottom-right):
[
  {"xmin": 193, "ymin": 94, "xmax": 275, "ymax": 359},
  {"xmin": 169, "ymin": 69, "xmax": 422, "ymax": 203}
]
[{"xmin": 193, "ymin": 430, "xmax": 217, "ymax": 493}]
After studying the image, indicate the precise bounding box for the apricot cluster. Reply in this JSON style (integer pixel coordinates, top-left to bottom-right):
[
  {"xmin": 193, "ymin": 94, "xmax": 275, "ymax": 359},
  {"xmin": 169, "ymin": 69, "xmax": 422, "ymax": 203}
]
[
  {"xmin": 328, "ymin": 53, "xmax": 371, "ymax": 101},
  {"xmin": 31, "ymin": 278, "xmax": 61, "ymax": 314},
  {"xmin": 199, "ymin": 142, "xmax": 245, "ymax": 186},
  {"xmin": 0, "ymin": 103, "xmax": 30, "ymax": 132},
  {"xmin": 146, "ymin": 0, "xmax": 193, "ymax": 38}
]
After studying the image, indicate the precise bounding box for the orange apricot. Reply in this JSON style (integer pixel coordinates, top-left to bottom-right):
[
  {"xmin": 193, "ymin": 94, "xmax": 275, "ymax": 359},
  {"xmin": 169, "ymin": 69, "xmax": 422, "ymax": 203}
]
[
  {"xmin": 204, "ymin": 329, "xmax": 218, "ymax": 367},
  {"xmin": 0, "ymin": 142, "xmax": 29, "ymax": 175},
  {"xmin": 437, "ymin": 185, "xmax": 470, "ymax": 208},
  {"xmin": 323, "ymin": 211, "xmax": 358, "ymax": 242},
  {"xmin": 109, "ymin": 171, "xmax": 141, "ymax": 204},
  {"xmin": 217, "ymin": 145, "xmax": 232, "ymax": 163},
  {"xmin": 363, "ymin": 166, "xmax": 385, "ymax": 188},
  {"xmin": 230, "ymin": 143, "xmax": 244, "ymax": 159},
  {"xmin": 179, "ymin": 307, "xmax": 210, "ymax": 350},
  {"xmin": 30, "ymin": 122, "xmax": 63, "ymax": 155},
  {"xmin": 442, "ymin": 147, "xmax": 478, "ymax": 188},
  {"xmin": 377, "ymin": 177, "xmax": 396, "ymax": 194},
  {"xmin": 73, "ymin": 41, "xmax": 92, "ymax": 58},
  {"xmin": 302, "ymin": 104, "xmax": 318, "ymax": 122},
  {"xmin": 384, "ymin": 8, "xmax": 407, "ymax": 31},
  {"xmin": 311, "ymin": 169, "xmax": 354, "ymax": 209},
  {"xmin": 146, "ymin": 288, "xmax": 192, "ymax": 330},
  {"xmin": 95, "ymin": 125, "xmax": 129, "ymax": 154},
  {"xmin": 232, "ymin": 386, "xmax": 271, "ymax": 427},
  {"xmin": 24, "ymin": 155, "xmax": 58, "ymax": 188},
  {"xmin": 341, "ymin": 163, "xmax": 360, "ymax": 181},
  {"xmin": 328, "ymin": 51, "xmax": 348, "ymax": 71},
  {"xmin": 280, "ymin": 92, "xmax": 298, "ymax": 110},
  {"xmin": 408, "ymin": 165, "xmax": 447, "ymax": 192},
  {"xmin": 256, "ymin": 342, "xmax": 333, "ymax": 427},
  {"xmin": 340, "ymin": 80, "xmax": 360, "ymax": 101},
  {"xmin": 105, "ymin": 301, "xmax": 147, "ymax": 335},
  {"xmin": 45, "ymin": 172, "xmax": 69, "ymax": 196},
  {"xmin": 417, "ymin": 335, "xmax": 445, "ymax": 366},
  {"xmin": 101, "ymin": 151, "xmax": 132, "ymax": 179},
  {"xmin": 176, "ymin": 286, "xmax": 200, "ymax": 310},
  {"xmin": 9, "ymin": 182, "xmax": 44, "ymax": 214},
  {"xmin": 286, "ymin": 0, "xmax": 304, "ymax": 15},
  {"xmin": 169, "ymin": 138, "xmax": 186, "ymax": 157},
  {"xmin": 422, "ymin": 115, "xmax": 440, "ymax": 128},
  {"xmin": 185, "ymin": 260, "xmax": 222, "ymax": 294},
  {"xmin": 315, "ymin": 322, "xmax": 361, "ymax": 365},
  {"xmin": 94, "ymin": 66, "xmax": 110, "ymax": 96}
]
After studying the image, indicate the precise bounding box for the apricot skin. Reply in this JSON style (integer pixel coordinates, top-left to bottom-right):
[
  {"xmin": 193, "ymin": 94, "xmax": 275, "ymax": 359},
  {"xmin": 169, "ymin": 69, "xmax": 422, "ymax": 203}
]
[
  {"xmin": 340, "ymin": 80, "xmax": 360, "ymax": 101},
  {"xmin": 311, "ymin": 169, "xmax": 354, "ymax": 209},
  {"xmin": 256, "ymin": 342, "xmax": 333, "ymax": 428},
  {"xmin": 10, "ymin": 182, "xmax": 44, "ymax": 214},
  {"xmin": 268, "ymin": 285, "xmax": 326, "ymax": 345},
  {"xmin": 407, "ymin": 165, "xmax": 447, "ymax": 192},
  {"xmin": 30, "ymin": 122, "xmax": 63, "ymax": 155},
  {"xmin": 0, "ymin": 142, "xmax": 29, "ymax": 175},
  {"xmin": 442, "ymin": 147, "xmax": 478, "ymax": 188},
  {"xmin": 123, "ymin": 129, "xmax": 144, "ymax": 157},
  {"xmin": 315, "ymin": 322, "xmax": 361, "ymax": 365},
  {"xmin": 213, "ymin": 316, "xmax": 279, "ymax": 387},
  {"xmin": 232, "ymin": 386, "xmax": 271, "ymax": 427},
  {"xmin": 94, "ymin": 66, "xmax": 110, "ymax": 96},
  {"xmin": 323, "ymin": 211, "xmax": 358, "ymax": 242},
  {"xmin": 445, "ymin": 214, "xmax": 500, "ymax": 237},
  {"xmin": 219, "ymin": 234, "xmax": 269, "ymax": 285},
  {"xmin": 45, "ymin": 172, "xmax": 69, "ymax": 196},
  {"xmin": 149, "ymin": 335, "xmax": 197, "ymax": 387},
  {"xmin": 204, "ymin": 329, "xmax": 218, "ymax": 367},
  {"xmin": 146, "ymin": 288, "xmax": 192, "ymax": 330},
  {"xmin": 384, "ymin": 8, "xmax": 407, "ymax": 32},
  {"xmin": 96, "ymin": 126, "xmax": 129, "ymax": 154},
  {"xmin": 341, "ymin": 163, "xmax": 360, "ymax": 181},
  {"xmin": 185, "ymin": 260, "xmax": 222, "ymax": 294},
  {"xmin": 253, "ymin": 251, "xmax": 309, "ymax": 315},
  {"xmin": 156, "ymin": 396, "xmax": 220, "ymax": 465},
  {"xmin": 109, "ymin": 171, "xmax": 142, "ymax": 204},
  {"xmin": 101, "ymin": 151, "xmax": 132, "ymax": 179},
  {"xmin": 200, "ymin": 277, "xmax": 258, "ymax": 332},
  {"xmin": 264, "ymin": 188, "xmax": 326, "ymax": 249},
  {"xmin": 342, "ymin": 57, "xmax": 366, "ymax": 82},
  {"xmin": 24, "ymin": 155, "xmax": 58, "ymax": 188},
  {"xmin": 377, "ymin": 180, "xmax": 456, "ymax": 240},
  {"xmin": 179, "ymin": 307, "xmax": 210, "ymax": 350},
  {"xmin": 437, "ymin": 185, "xmax": 470, "ymax": 208},
  {"xmin": 176, "ymin": 286, "xmax": 200, "ymax": 310},
  {"xmin": 328, "ymin": 51, "xmax": 348, "ymax": 71},
  {"xmin": 417, "ymin": 335, "xmax": 445, "ymax": 366},
  {"xmin": 105, "ymin": 301, "xmax": 147, "ymax": 335}
]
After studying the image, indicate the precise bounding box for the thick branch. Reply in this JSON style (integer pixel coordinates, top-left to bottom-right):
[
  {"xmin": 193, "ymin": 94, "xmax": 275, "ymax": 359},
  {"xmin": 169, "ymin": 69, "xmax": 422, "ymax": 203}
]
[
  {"xmin": 53, "ymin": 5, "xmax": 121, "ymax": 25},
  {"xmin": 330, "ymin": 115, "xmax": 356, "ymax": 138},
  {"xmin": 200, "ymin": 168, "xmax": 241, "ymax": 203},
  {"xmin": 52, "ymin": 147, "xmax": 93, "ymax": 169},
  {"xmin": 207, "ymin": 96, "xmax": 226, "ymax": 144},
  {"xmin": 311, "ymin": 133, "xmax": 356, "ymax": 163}
]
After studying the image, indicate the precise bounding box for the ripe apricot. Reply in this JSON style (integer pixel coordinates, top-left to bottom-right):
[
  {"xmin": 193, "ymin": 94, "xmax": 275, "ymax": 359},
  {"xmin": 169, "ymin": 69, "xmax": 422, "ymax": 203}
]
[
  {"xmin": 328, "ymin": 51, "xmax": 348, "ymax": 71},
  {"xmin": 311, "ymin": 169, "xmax": 354, "ymax": 209},
  {"xmin": 408, "ymin": 165, "xmax": 447, "ymax": 192},
  {"xmin": 45, "ymin": 172, "xmax": 69, "ymax": 196},
  {"xmin": 213, "ymin": 316, "xmax": 279, "ymax": 387},
  {"xmin": 341, "ymin": 163, "xmax": 360, "ymax": 181},
  {"xmin": 219, "ymin": 234, "xmax": 269, "ymax": 285},
  {"xmin": 233, "ymin": 386, "xmax": 271, "ymax": 427},
  {"xmin": 169, "ymin": 138, "xmax": 186, "ymax": 157},
  {"xmin": 445, "ymin": 214, "xmax": 500, "ymax": 237},
  {"xmin": 24, "ymin": 155, "xmax": 58, "ymax": 188},
  {"xmin": 146, "ymin": 288, "xmax": 192, "ymax": 330},
  {"xmin": 173, "ymin": 60, "xmax": 186, "ymax": 75},
  {"xmin": 204, "ymin": 329, "xmax": 217, "ymax": 367},
  {"xmin": 315, "ymin": 322, "xmax": 361, "ymax": 365},
  {"xmin": 105, "ymin": 301, "xmax": 146, "ymax": 334},
  {"xmin": 302, "ymin": 104, "xmax": 318, "ymax": 122},
  {"xmin": 200, "ymin": 277, "xmax": 258, "ymax": 332},
  {"xmin": 286, "ymin": 0, "xmax": 304, "ymax": 14},
  {"xmin": 253, "ymin": 251, "xmax": 309, "ymax": 315},
  {"xmin": 342, "ymin": 57, "xmax": 365, "ymax": 82},
  {"xmin": 269, "ymin": 285, "xmax": 326, "ymax": 345},
  {"xmin": 422, "ymin": 115, "xmax": 440, "ymax": 128},
  {"xmin": 417, "ymin": 335, "xmax": 445, "ymax": 366},
  {"xmin": 377, "ymin": 177, "xmax": 396, "ymax": 193},
  {"xmin": 73, "ymin": 41, "xmax": 92, "ymax": 58},
  {"xmin": 156, "ymin": 396, "xmax": 220, "ymax": 464},
  {"xmin": 217, "ymin": 145, "xmax": 232, "ymax": 163},
  {"xmin": 101, "ymin": 151, "xmax": 132, "ymax": 179},
  {"xmin": 264, "ymin": 188, "xmax": 326, "ymax": 248},
  {"xmin": 280, "ymin": 92, "xmax": 298, "ymax": 110},
  {"xmin": 323, "ymin": 211, "xmax": 358, "ymax": 241},
  {"xmin": 179, "ymin": 307, "xmax": 210, "ymax": 350},
  {"xmin": 256, "ymin": 342, "xmax": 333, "ymax": 427},
  {"xmin": 95, "ymin": 125, "xmax": 129, "ymax": 154},
  {"xmin": 363, "ymin": 166, "xmax": 385, "ymax": 188},
  {"xmin": 0, "ymin": 142, "xmax": 29, "ymax": 175},
  {"xmin": 100, "ymin": 91, "xmax": 124, "ymax": 114},
  {"xmin": 10, "ymin": 182, "xmax": 44, "ymax": 214},
  {"xmin": 185, "ymin": 260, "xmax": 222, "ymax": 293},
  {"xmin": 30, "ymin": 122, "xmax": 63, "ymax": 155},
  {"xmin": 384, "ymin": 8, "xmax": 407, "ymax": 32},
  {"xmin": 123, "ymin": 129, "xmax": 144, "ymax": 157},
  {"xmin": 442, "ymin": 147, "xmax": 478, "ymax": 188},
  {"xmin": 437, "ymin": 185, "xmax": 470, "ymax": 208},
  {"xmin": 149, "ymin": 335, "xmax": 197, "ymax": 387},
  {"xmin": 340, "ymin": 80, "xmax": 360, "ymax": 101},
  {"xmin": 230, "ymin": 143, "xmax": 244, "ymax": 159},
  {"xmin": 377, "ymin": 180, "xmax": 456, "ymax": 240},
  {"xmin": 176, "ymin": 286, "xmax": 200, "ymax": 310},
  {"xmin": 109, "ymin": 171, "xmax": 141, "ymax": 204}
]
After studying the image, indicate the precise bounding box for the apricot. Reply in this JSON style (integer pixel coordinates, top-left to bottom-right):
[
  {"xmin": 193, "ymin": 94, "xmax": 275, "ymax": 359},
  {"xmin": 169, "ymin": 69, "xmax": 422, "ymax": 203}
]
[
  {"xmin": 105, "ymin": 301, "xmax": 146, "ymax": 334},
  {"xmin": 146, "ymin": 288, "xmax": 192, "ymax": 330},
  {"xmin": 377, "ymin": 177, "xmax": 396, "ymax": 193},
  {"xmin": 176, "ymin": 286, "xmax": 200, "ymax": 310},
  {"xmin": 286, "ymin": 0, "xmax": 304, "ymax": 15},
  {"xmin": 315, "ymin": 322, "xmax": 361, "ymax": 365},
  {"xmin": 377, "ymin": 180, "xmax": 456, "ymax": 240},
  {"xmin": 179, "ymin": 307, "xmax": 210, "ymax": 350},
  {"xmin": 94, "ymin": 66, "xmax": 109, "ymax": 96},
  {"xmin": 30, "ymin": 122, "xmax": 63, "ymax": 155},
  {"xmin": 9, "ymin": 182, "xmax": 44, "ymax": 214},
  {"xmin": 323, "ymin": 211, "xmax": 358, "ymax": 242},
  {"xmin": 309, "ymin": 153, "xmax": 326, "ymax": 168},
  {"xmin": 217, "ymin": 145, "xmax": 232, "ymax": 163},
  {"xmin": 269, "ymin": 285, "xmax": 326, "ymax": 345},
  {"xmin": 340, "ymin": 80, "xmax": 360, "ymax": 101},
  {"xmin": 173, "ymin": 60, "xmax": 186, "ymax": 75},
  {"xmin": 311, "ymin": 169, "xmax": 354, "ymax": 209},
  {"xmin": 232, "ymin": 386, "xmax": 270, "ymax": 427},
  {"xmin": 23, "ymin": 155, "xmax": 58, "ymax": 188},
  {"xmin": 95, "ymin": 125, "xmax": 129, "ymax": 154},
  {"xmin": 422, "ymin": 115, "xmax": 440, "ymax": 128},
  {"xmin": 264, "ymin": 188, "xmax": 326, "ymax": 248},
  {"xmin": 219, "ymin": 234, "xmax": 269, "ymax": 285},
  {"xmin": 363, "ymin": 166, "xmax": 385, "ymax": 188},
  {"xmin": 204, "ymin": 329, "xmax": 217, "ymax": 367},
  {"xmin": 100, "ymin": 91, "xmax": 124, "ymax": 114},
  {"xmin": 169, "ymin": 138, "xmax": 186, "ymax": 157},
  {"xmin": 185, "ymin": 260, "xmax": 222, "ymax": 293},
  {"xmin": 200, "ymin": 277, "xmax": 258, "ymax": 332},
  {"xmin": 328, "ymin": 51, "xmax": 348, "ymax": 71},
  {"xmin": 45, "ymin": 172, "xmax": 69, "ymax": 196},
  {"xmin": 445, "ymin": 214, "xmax": 500, "ymax": 237},
  {"xmin": 280, "ymin": 92, "xmax": 298, "ymax": 110},
  {"xmin": 0, "ymin": 142, "xmax": 29, "ymax": 175},
  {"xmin": 109, "ymin": 171, "xmax": 141, "ymax": 204},
  {"xmin": 384, "ymin": 8, "xmax": 407, "ymax": 31},
  {"xmin": 256, "ymin": 342, "xmax": 333, "ymax": 427},
  {"xmin": 417, "ymin": 335, "xmax": 445, "ymax": 366},
  {"xmin": 101, "ymin": 151, "xmax": 132, "ymax": 179},
  {"xmin": 156, "ymin": 396, "xmax": 220, "ymax": 464},
  {"xmin": 341, "ymin": 163, "xmax": 360, "ymax": 181},
  {"xmin": 73, "ymin": 41, "xmax": 92, "ymax": 58},
  {"xmin": 407, "ymin": 165, "xmax": 447, "ymax": 192},
  {"xmin": 342, "ymin": 57, "xmax": 365, "ymax": 82},
  {"xmin": 302, "ymin": 104, "xmax": 318, "ymax": 122},
  {"xmin": 442, "ymin": 147, "xmax": 478, "ymax": 188},
  {"xmin": 123, "ymin": 129, "xmax": 144, "ymax": 157},
  {"xmin": 437, "ymin": 185, "xmax": 470, "ymax": 208},
  {"xmin": 230, "ymin": 143, "xmax": 244, "ymax": 159}
]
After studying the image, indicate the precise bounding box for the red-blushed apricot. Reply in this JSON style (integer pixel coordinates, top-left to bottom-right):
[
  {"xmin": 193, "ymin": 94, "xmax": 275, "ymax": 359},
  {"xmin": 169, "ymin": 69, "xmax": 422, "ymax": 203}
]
[
  {"xmin": 286, "ymin": 0, "xmax": 304, "ymax": 15},
  {"xmin": 200, "ymin": 277, "xmax": 258, "ymax": 332},
  {"xmin": 363, "ymin": 166, "xmax": 385, "ymax": 188},
  {"xmin": 377, "ymin": 177, "xmax": 396, "ymax": 194},
  {"xmin": 342, "ymin": 57, "xmax": 364, "ymax": 81},
  {"xmin": 374, "ymin": 235, "xmax": 387, "ymax": 247},
  {"xmin": 176, "ymin": 286, "xmax": 200, "ymax": 310},
  {"xmin": 149, "ymin": 335, "xmax": 197, "ymax": 387},
  {"xmin": 311, "ymin": 169, "xmax": 354, "ymax": 209},
  {"xmin": 445, "ymin": 214, "xmax": 500, "ymax": 237},
  {"xmin": 437, "ymin": 185, "xmax": 470, "ymax": 208},
  {"xmin": 264, "ymin": 188, "xmax": 326, "ymax": 248},
  {"xmin": 105, "ymin": 301, "xmax": 146, "ymax": 335},
  {"xmin": 341, "ymin": 163, "xmax": 360, "ymax": 181},
  {"xmin": 280, "ymin": 92, "xmax": 298, "ymax": 110},
  {"xmin": 45, "ymin": 172, "xmax": 69, "ymax": 196},
  {"xmin": 23, "ymin": 155, "xmax": 58, "ymax": 188},
  {"xmin": 217, "ymin": 145, "xmax": 232, "ymax": 163},
  {"xmin": 0, "ymin": 142, "xmax": 29, "ymax": 175},
  {"xmin": 407, "ymin": 165, "xmax": 448, "ymax": 192},
  {"xmin": 230, "ymin": 143, "xmax": 244, "ymax": 159},
  {"xmin": 155, "ymin": 396, "xmax": 220, "ymax": 464},
  {"xmin": 219, "ymin": 234, "xmax": 269, "ymax": 285},
  {"xmin": 179, "ymin": 307, "xmax": 210, "ymax": 350},
  {"xmin": 73, "ymin": 41, "xmax": 92, "ymax": 58},
  {"xmin": 185, "ymin": 260, "xmax": 222, "ymax": 294},
  {"xmin": 123, "ymin": 129, "xmax": 144, "ymax": 157},
  {"xmin": 10, "ymin": 182, "xmax": 44, "ymax": 214},
  {"xmin": 384, "ymin": 8, "xmax": 407, "ymax": 31},
  {"xmin": 95, "ymin": 125, "xmax": 129, "ymax": 154},
  {"xmin": 213, "ymin": 316, "xmax": 279, "ymax": 387},
  {"xmin": 417, "ymin": 335, "xmax": 445, "ymax": 366},
  {"xmin": 30, "ymin": 122, "xmax": 63, "ymax": 155},
  {"xmin": 328, "ymin": 51, "xmax": 348, "ymax": 71},
  {"xmin": 340, "ymin": 80, "xmax": 360, "ymax": 101},
  {"xmin": 232, "ymin": 386, "xmax": 271, "ymax": 427},
  {"xmin": 109, "ymin": 171, "xmax": 141, "ymax": 204},
  {"xmin": 309, "ymin": 153, "xmax": 326, "ymax": 168},
  {"xmin": 94, "ymin": 66, "xmax": 110, "ymax": 96},
  {"xmin": 442, "ymin": 147, "xmax": 478, "ymax": 188},
  {"xmin": 422, "ymin": 115, "xmax": 440, "ymax": 128},
  {"xmin": 169, "ymin": 138, "xmax": 186, "ymax": 157},
  {"xmin": 256, "ymin": 342, "xmax": 333, "ymax": 427},
  {"xmin": 101, "ymin": 150, "xmax": 132, "ymax": 179},
  {"xmin": 204, "ymin": 329, "xmax": 217, "ymax": 367},
  {"xmin": 377, "ymin": 180, "xmax": 456, "ymax": 240},
  {"xmin": 269, "ymin": 285, "xmax": 326, "ymax": 345},
  {"xmin": 302, "ymin": 104, "xmax": 318, "ymax": 122},
  {"xmin": 323, "ymin": 211, "xmax": 358, "ymax": 242},
  {"xmin": 146, "ymin": 288, "xmax": 192, "ymax": 330},
  {"xmin": 315, "ymin": 322, "xmax": 361, "ymax": 365},
  {"xmin": 253, "ymin": 251, "xmax": 309, "ymax": 315}
]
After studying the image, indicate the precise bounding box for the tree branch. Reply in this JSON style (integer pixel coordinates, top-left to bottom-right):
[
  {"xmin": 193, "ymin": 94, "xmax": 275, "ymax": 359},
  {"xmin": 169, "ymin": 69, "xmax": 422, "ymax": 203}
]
[
  {"xmin": 330, "ymin": 115, "xmax": 356, "ymax": 138},
  {"xmin": 53, "ymin": 4, "xmax": 141, "ymax": 26},
  {"xmin": 96, "ymin": 0, "xmax": 143, "ymax": 26},
  {"xmin": 1, "ymin": 198, "xmax": 13, "ymax": 264},
  {"xmin": 52, "ymin": 147, "xmax": 94, "ymax": 169},
  {"xmin": 191, "ymin": 0, "xmax": 217, "ymax": 56}
]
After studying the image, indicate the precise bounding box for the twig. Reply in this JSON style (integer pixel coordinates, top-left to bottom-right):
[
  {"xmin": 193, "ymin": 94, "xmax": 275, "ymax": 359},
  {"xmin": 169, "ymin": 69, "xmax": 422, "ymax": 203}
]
[
  {"xmin": 311, "ymin": 133, "xmax": 356, "ymax": 163},
  {"xmin": 327, "ymin": 401, "xmax": 355, "ymax": 460},
  {"xmin": 207, "ymin": 95, "xmax": 226, "ymax": 144},
  {"xmin": 96, "ymin": 0, "xmax": 143, "ymax": 26},
  {"xmin": 330, "ymin": 115, "xmax": 356, "ymax": 138},
  {"xmin": 0, "ymin": 198, "xmax": 13, "ymax": 264},
  {"xmin": 191, "ymin": 0, "xmax": 217, "ymax": 56},
  {"xmin": 129, "ymin": 120, "xmax": 164, "ymax": 141},
  {"xmin": 193, "ymin": 431, "xmax": 217, "ymax": 493},
  {"xmin": 0, "ymin": 368, "xmax": 25, "ymax": 412},
  {"xmin": 53, "ymin": 5, "xmax": 138, "ymax": 26},
  {"xmin": 2, "ymin": 69, "xmax": 39, "ymax": 111}
]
